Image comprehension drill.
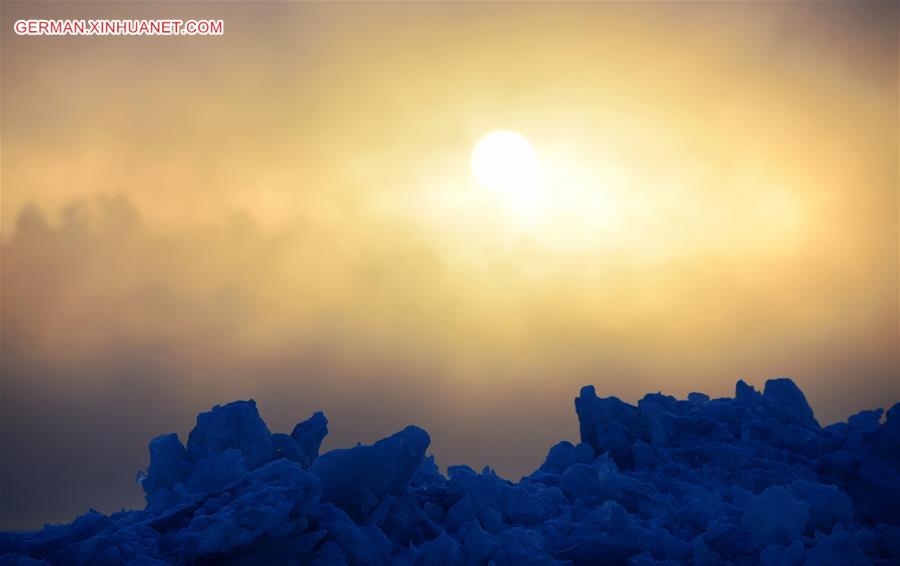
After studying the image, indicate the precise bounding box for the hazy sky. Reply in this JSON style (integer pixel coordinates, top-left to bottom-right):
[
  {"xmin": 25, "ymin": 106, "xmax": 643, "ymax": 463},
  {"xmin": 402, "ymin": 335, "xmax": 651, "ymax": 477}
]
[{"xmin": 1, "ymin": 1, "xmax": 898, "ymax": 530}]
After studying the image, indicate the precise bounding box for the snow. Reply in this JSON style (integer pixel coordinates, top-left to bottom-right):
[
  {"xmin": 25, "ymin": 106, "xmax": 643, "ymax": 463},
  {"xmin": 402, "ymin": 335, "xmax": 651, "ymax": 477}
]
[{"xmin": 2, "ymin": 378, "xmax": 899, "ymax": 564}]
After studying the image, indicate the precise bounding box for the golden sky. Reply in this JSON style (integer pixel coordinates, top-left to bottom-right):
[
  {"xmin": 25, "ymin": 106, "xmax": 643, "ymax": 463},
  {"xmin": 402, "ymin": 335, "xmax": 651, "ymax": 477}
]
[{"xmin": 1, "ymin": 1, "xmax": 898, "ymax": 528}]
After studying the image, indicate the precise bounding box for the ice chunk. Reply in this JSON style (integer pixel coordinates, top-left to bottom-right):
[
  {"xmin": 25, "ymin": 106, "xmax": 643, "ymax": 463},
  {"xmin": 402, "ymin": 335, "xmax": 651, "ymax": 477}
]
[
  {"xmin": 186, "ymin": 400, "xmax": 274, "ymax": 471},
  {"xmin": 788, "ymin": 480, "xmax": 852, "ymax": 535},
  {"xmin": 185, "ymin": 448, "xmax": 248, "ymax": 492},
  {"xmin": 575, "ymin": 385, "xmax": 640, "ymax": 467},
  {"xmin": 169, "ymin": 459, "xmax": 321, "ymax": 562},
  {"xmin": 410, "ymin": 454, "xmax": 445, "ymax": 488},
  {"xmin": 291, "ymin": 411, "xmax": 328, "ymax": 463},
  {"xmin": 313, "ymin": 503, "xmax": 387, "ymax": 564},
  {"xmin": 758, "ymin": 540, "xmax": 804, "ymax": 566},
  {"xmin": 804, "ymin": 524, "xmax": 869, "ymax": 565},
  {"xmin": 559, "ymin": 463, "xmax": 601, "ymax": 500},
  {"xmin": 639, "ymin": 400, "xmax": 676, "ymax": 447},
  {"xmin": 271, "ymin": 432, "xmax": 311, "ymax": 467},
  {"xmin": 415, "ymin": 532, "xmax": 462, "ymax": 566},
  {"xmin": 492, "ymin": 527, "xmax": 555, "ymax": 565},
  {"xmin": 763, "ymin": 378, "xmax": 818, "ymax": 426},
  {"xmin": 310, "ymin": 425, "xmax": 430, "ymax": 520},
  {"xmin": 631, "ymin": 439, "xmax": 663, "ymax": 469},
  {"xmin": 141, "ymin": 433, "xmax": 189, "ymax": 498},
  {"xmin": 554, "ymin": 533, "xmax": 641, "ymax": 564},
  {"xmin": 742, "ymin": 485, "xmax": 809, "ymax": 547},
  {"xmin": 847, "ymin": 408, "xmax": 883, "ymax": 431},
  {"xmin": 873, "ymin": 402, "xmax": 900, "ymax": 463},
  {"xmin": 735, "ymin": 379, "xmax": 762, "ymax": 403},
  {"xmin": 691, "ymin": 535, "xmax": 723, "ymax": 566},
  {"xmin": 688, "ymin": 392, "xmax": 710, "ymax": 405},
  {"xmin": 539, "ymin": 441, "xmax": 594, "ymax": 474}
]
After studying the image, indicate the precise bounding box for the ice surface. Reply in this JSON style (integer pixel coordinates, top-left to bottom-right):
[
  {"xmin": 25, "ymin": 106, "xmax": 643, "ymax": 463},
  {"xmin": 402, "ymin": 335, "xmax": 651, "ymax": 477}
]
[{"xmin": 2, "ymin": 378, "xmax": 899, "ymax": 564}]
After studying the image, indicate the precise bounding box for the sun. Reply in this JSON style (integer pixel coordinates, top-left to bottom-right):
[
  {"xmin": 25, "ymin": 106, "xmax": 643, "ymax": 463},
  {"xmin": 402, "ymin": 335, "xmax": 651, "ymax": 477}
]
[{"xmin": 471, "ymin": 130, "xmax": 537, "ymax": 194}]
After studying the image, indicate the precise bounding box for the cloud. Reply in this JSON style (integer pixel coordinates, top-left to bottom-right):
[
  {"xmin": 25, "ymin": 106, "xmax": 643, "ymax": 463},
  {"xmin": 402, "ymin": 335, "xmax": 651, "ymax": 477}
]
[{"xmin": 2, "ymin": 193, "xmax": 897, "ymax": 529}]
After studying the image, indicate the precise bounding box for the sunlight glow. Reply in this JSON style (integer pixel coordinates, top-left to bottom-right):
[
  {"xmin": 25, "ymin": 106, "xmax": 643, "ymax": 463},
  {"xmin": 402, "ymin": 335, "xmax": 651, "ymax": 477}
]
[{"xmin": 471, "ymin": 130, "xmax": 538, "ymax": 194}]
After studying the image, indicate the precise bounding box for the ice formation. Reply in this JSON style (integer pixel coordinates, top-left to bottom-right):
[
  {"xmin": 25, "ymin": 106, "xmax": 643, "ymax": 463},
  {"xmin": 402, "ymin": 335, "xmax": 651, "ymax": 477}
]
[{"xmin": 2, "ymin": 378, "xmax": 899, "ymax": 564}]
